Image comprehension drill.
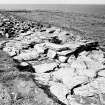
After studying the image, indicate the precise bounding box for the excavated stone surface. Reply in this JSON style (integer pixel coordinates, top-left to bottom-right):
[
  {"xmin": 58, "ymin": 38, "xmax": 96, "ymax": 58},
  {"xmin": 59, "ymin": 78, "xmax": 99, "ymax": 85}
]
[{"xmin": 1, "ymin": 12, "xmax": 105, "ymax": 105}]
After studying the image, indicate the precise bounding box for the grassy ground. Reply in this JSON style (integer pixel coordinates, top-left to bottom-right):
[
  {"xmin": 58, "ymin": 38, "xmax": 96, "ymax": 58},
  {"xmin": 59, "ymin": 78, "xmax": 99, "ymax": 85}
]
[
  {"xmin": 11, "ymin": 10, "xmax": 105, "ymax": 46},
  {"xmin": 0, "ymin": 50, "xmax": 61, "ymax": 105}
]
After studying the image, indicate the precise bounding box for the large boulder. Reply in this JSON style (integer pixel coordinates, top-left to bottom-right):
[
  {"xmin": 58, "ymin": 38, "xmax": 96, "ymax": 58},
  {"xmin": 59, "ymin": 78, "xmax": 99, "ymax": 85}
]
[
  {"xmin": 52, "ymin": 67, "xmax": 89, "ymax": 89},
  {"xmin": 70, "ymin": 52, "xmax": 105, "ymax": 78}
]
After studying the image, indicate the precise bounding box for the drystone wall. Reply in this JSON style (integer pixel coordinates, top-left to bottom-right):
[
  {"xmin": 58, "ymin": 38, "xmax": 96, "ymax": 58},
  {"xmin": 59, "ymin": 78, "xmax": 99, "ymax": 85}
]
[{"xmin": 0, "ymin": 12, "xmax": 105, "ymax": 105}]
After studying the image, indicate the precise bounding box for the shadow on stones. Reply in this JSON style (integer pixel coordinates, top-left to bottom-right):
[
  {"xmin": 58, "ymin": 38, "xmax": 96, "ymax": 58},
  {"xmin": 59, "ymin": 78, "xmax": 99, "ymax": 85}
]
[{"xmin": 49, "ymin": 36, "xmax": 62, "ymax": 44}]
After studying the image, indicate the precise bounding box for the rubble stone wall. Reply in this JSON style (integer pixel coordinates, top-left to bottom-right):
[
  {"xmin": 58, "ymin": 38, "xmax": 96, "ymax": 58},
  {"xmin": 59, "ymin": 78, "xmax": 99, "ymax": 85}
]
[{"xmin": 0, "ymin": 12, "xmax": 105, "ymax": 105}]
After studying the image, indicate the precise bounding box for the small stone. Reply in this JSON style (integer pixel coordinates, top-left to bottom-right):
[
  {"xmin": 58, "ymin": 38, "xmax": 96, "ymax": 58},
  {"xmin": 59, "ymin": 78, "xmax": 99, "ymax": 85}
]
[
  {"xmin": 98, "ymin": 70, "xmax": 105, "ymax": 77},
  {"xmin": 59, "ymin": 63, "xmax": 70, "ymax": 68},
  {"xmin": 3, "ymin": 47, "xmax": 17, "ymax": 56},
  {"xmin": 20, "ymin": 62, "xmax": 29, "ymax": 66},
  {"xmin": 20, "ymin": 30, "xmax": 33, "ymax": 36},
  {"xmin": 88, "ymin": 50, "xmax": 104, "ymax": 63},
  {"xmin": 75, "ymin": 35, "xmax": 82, "ymax": 41},
  {"xmin": 34, "ymin": 44, "xmax": 44, "ymax": 54},
  {"xmin": 46, "ymin": 27, "xmax": 59, "ymax": 33},
  {"xmin": 47, "ymin": 49, "xmax": 56, "ymax": 59},
  {"xmin": 58, "ymin": 55, "xmax": 67, "ymax": 63},
  {"xmin": 26, "ymin": 30, "xmax": 33, "ymax": 35},
  {"xmin": 79, "ymin": 51, "xmax": 88, "ymax": 57},
  {"xmin": 5, "ymin": 33, "xmax": 9, "ymax": 38}
]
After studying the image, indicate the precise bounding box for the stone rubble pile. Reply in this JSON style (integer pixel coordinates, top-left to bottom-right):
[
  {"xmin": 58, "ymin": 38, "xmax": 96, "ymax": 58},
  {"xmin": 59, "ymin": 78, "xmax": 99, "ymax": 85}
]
[
  {"xmin": 0, "ymin": 12, "xmax": 49, "ymax": 38},
  {"xmin": 1, "ymin": 13, "xmax": 105, "ymax": 105}
]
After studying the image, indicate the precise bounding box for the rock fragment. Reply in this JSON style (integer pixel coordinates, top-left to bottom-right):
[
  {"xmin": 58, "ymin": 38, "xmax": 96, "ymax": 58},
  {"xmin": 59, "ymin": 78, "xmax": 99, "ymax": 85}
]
[
  {"xmin": 20, "ymin": 62, "xmax": 29, "ymax": 66},
  {"xmin": 34, "ymin": 44, "xmax": 45, "ymax": 54},
  {"xmin": 3, "ymin": 46, "xmax": 17, "ymax": 56},
  {"xmin": 90, "ymin": 77, "xmax": 105, "ymax": 93},
  {"xmin": 70, "ymin": 53, "xmax": 105, "ymax": 78},
  {"xmin": 57, "ymin": 50, "xmax": 72, "ymax": 56},
  {"xmin": 34, "ymin": 73, "xmax": 51, "ymax": 85},
  {"xmin": 47, "ymin": 49, "xmax": 56, "ymax": 59},
  {"xmin": 59, "ymin": 63, "xmax": 70, "ymax": 68},
  {"xmin": 50, "ymin": 83, "xmax": 69, "ymax": 105},
  {"xmin": 98, "ymin": 70, "xmax": 105, "ymax": 77},
  {"xmin": 16, "ymin": 62, "xmax": 35, "ymax": 73},
  {"xmin": 46, "ymin": 27, "xmax": 61, "ymax": 34},
  {"xmin": 67, "ymin": 55, "xmax": 76, "ymax": 64},
  {"xmin": 33, "ymin": 62, "xmax": 58, "ymax": 73},
  {"xmin": 44, "ymin": 42, "xmax": 80, "ymax": 51},
  {"xmin": 73, "ymin": 84, "xmax": 97, "ymax": 97},
  {"xmin": 13, "ymin": 50, "xmax": 39, "ymax": 61},
  {"xmin": 58, "ymin": 55, "xmax": 67, "ymax": 63},
  {"xmin": 88, "ymin": 50, "xmax": 105, "ymax": 63}
]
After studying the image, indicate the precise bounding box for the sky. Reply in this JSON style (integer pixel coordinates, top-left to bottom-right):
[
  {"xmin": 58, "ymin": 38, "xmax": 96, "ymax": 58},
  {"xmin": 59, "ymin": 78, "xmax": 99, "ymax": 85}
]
[
  {"xmin": 0, "ymin": 0, "xmax": 104, "ymax": 11},
  {"xmin": 0, "ymin": 0, "xmax": 105, "ymax": 4}
]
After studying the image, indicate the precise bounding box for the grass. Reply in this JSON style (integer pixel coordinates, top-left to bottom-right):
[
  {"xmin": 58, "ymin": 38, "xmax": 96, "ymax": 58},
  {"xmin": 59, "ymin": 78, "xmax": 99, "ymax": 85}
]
[
  {"xmin": 9, "ymin": 10, "xmax": 105, "ymax": 46},
  {"xmin": 0, "ymin": 50, "xmax": 60, "ymax": 105}
]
